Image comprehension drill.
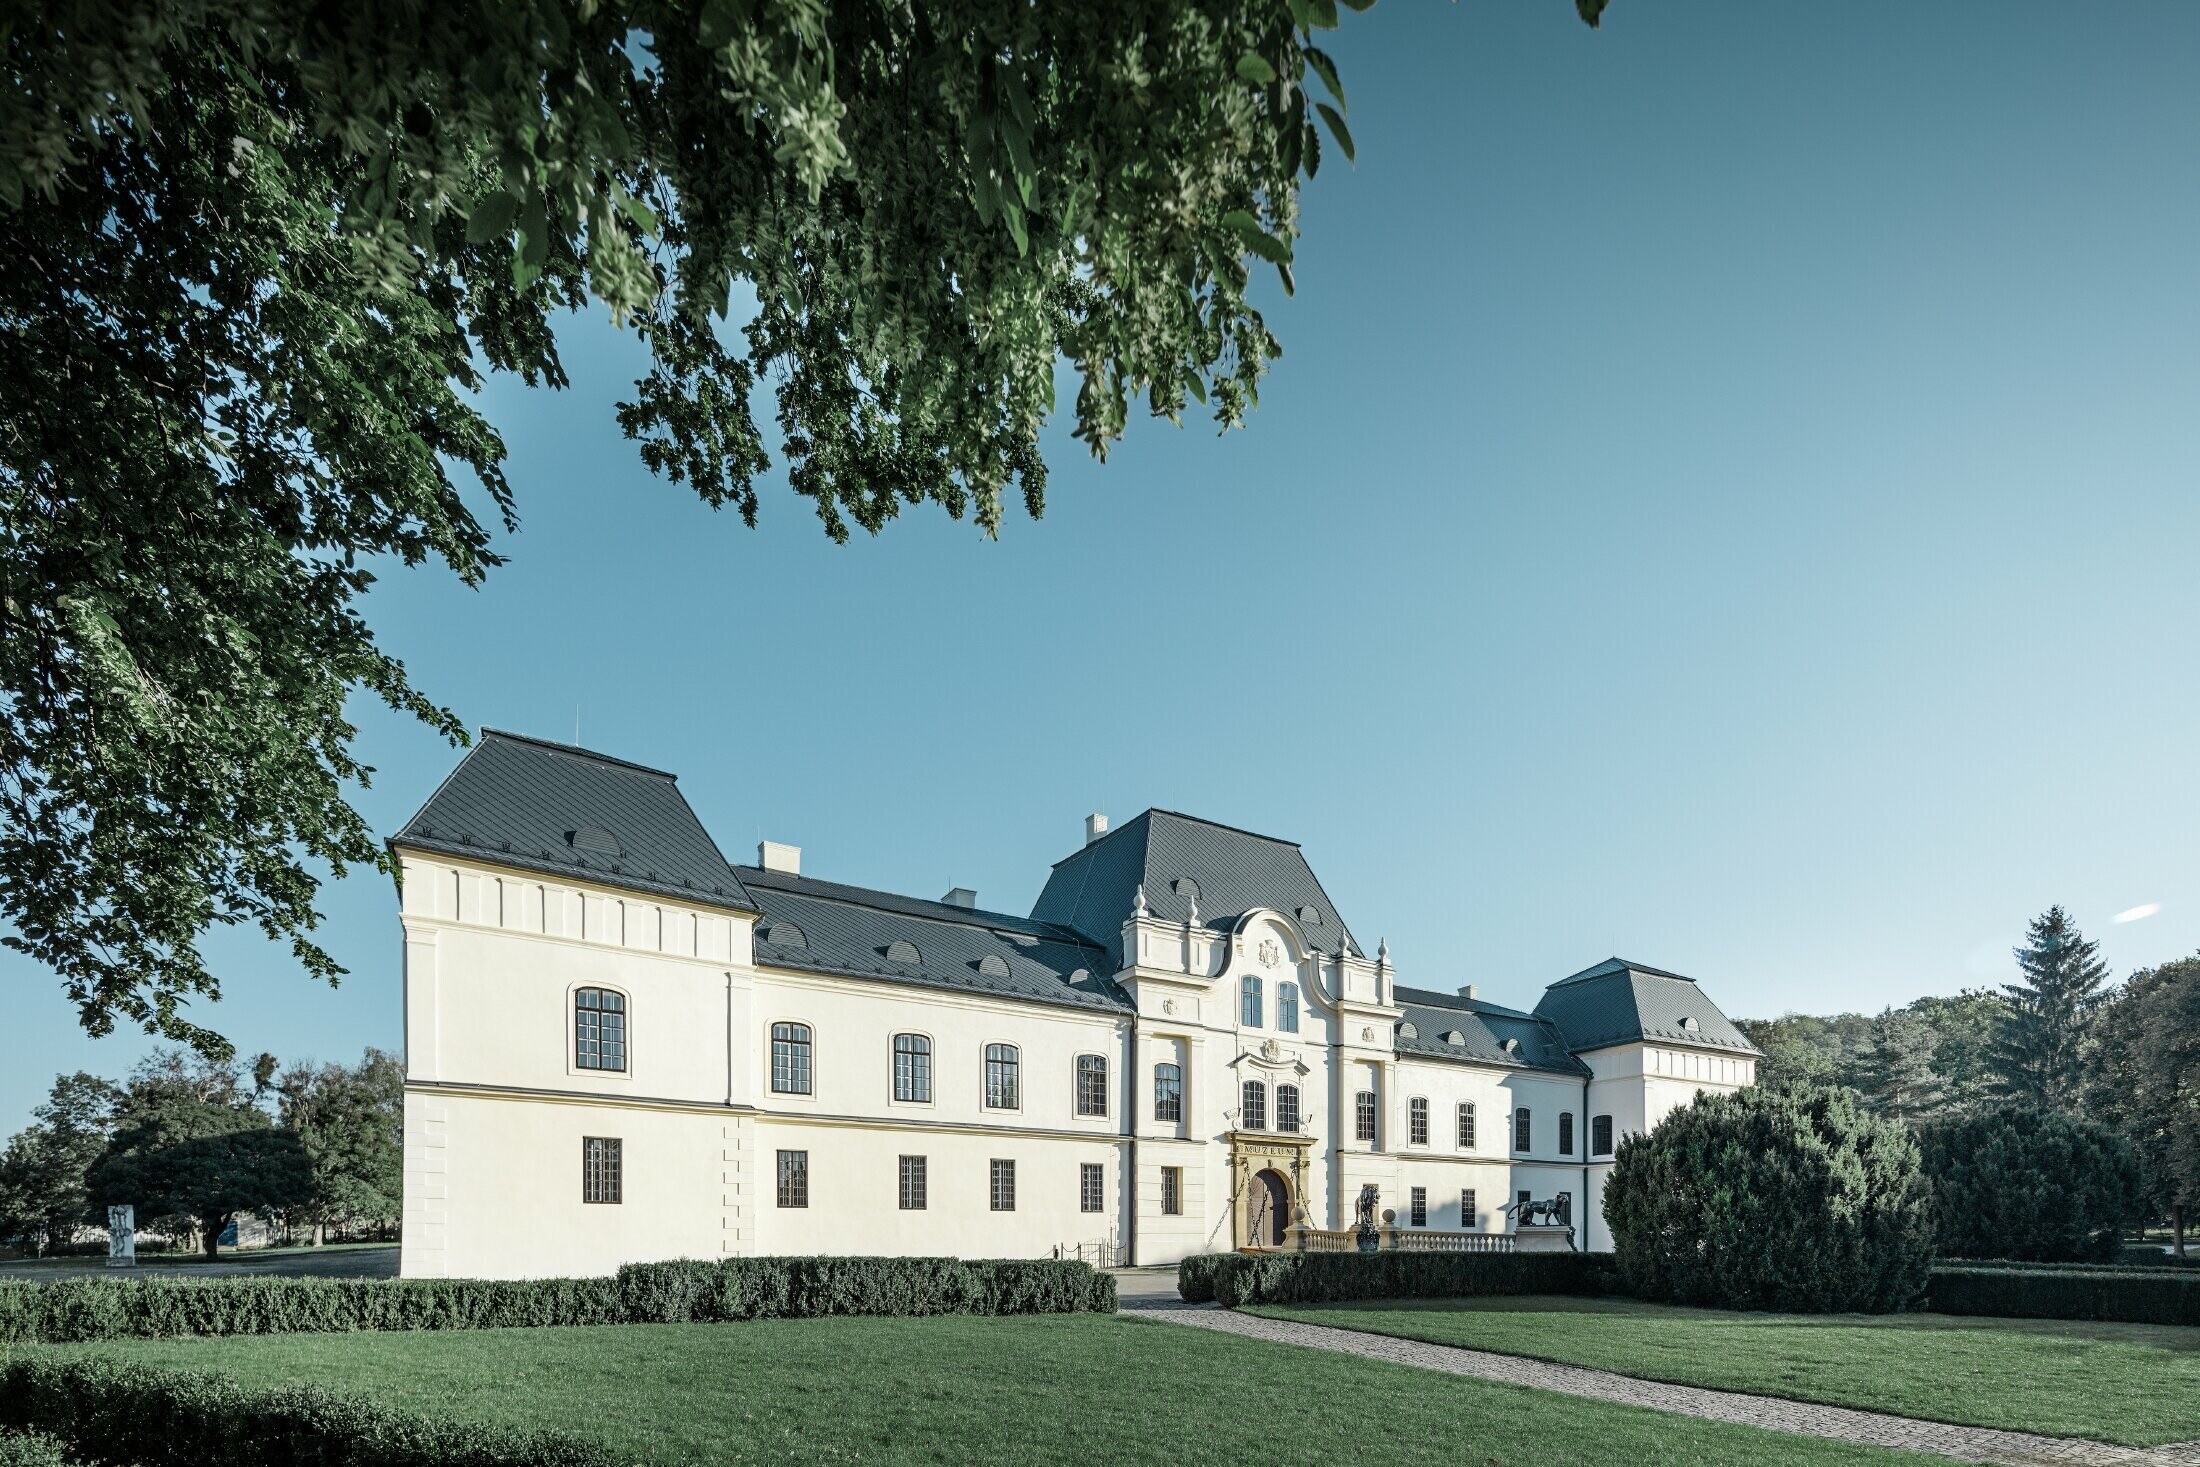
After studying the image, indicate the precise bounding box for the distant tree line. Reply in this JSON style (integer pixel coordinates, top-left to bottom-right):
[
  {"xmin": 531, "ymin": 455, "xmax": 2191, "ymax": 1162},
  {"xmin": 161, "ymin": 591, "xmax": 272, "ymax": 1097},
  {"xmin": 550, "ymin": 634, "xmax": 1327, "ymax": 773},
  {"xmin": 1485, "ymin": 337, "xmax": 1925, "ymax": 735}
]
[
  {"xmin": 1738, "ymin": 907, "xmax": 2200, "ymax": 1254},
  {"xmin": 0, "ymin": 1047, "xmax": 399, "ymax": 1259}
]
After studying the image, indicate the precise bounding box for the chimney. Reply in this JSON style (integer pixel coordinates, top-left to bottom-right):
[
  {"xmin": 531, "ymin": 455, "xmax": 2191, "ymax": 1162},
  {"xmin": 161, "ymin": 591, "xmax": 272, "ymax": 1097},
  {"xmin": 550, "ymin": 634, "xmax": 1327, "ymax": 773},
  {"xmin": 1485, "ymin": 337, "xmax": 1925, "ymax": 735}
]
[
  {"xmin": 941, "ymin": 887, "xmax": 978, "ymax": 909},
  {"xmin": 758, "ymin": 840, "xmax": 801, "ymax": 875},
  {"xmin": 1459, "ymin": 984, "xmax": 1479, "ymax": 1001},
  {"xmin": 1085, "ymin": 812, "xmax": 1109, "ymax": 845}
]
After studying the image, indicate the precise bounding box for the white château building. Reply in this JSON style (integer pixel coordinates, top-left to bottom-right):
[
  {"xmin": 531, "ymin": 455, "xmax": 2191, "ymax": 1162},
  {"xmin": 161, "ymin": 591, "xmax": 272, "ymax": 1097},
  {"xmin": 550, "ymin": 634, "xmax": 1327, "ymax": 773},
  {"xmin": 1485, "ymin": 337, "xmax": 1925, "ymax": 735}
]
[{"xmin": 394, "ymin": 732, "xmax": 1757, "ymax": 1279}]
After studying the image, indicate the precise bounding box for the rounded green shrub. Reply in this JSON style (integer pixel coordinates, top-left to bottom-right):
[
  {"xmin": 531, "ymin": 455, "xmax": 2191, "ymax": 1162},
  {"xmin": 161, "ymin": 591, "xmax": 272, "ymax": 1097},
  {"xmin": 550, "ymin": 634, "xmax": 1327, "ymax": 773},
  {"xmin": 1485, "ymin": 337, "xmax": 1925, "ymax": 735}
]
[
  {"xmin": 1604, "ymin": 1085, "xmax": 1933, "ymax": 1312},
  {"xmin": 1918, "ymin": 1106, "xmax": 2141, "ymax": 1262}
]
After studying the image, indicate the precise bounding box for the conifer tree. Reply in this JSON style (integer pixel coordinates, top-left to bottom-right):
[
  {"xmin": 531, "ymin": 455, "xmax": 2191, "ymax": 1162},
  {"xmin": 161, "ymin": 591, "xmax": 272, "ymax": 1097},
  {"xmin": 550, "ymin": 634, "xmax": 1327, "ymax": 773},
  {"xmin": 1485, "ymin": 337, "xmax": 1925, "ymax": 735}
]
[{"xmin": 1991, "ymin": 906, "xmax": 2109, "ymax": 1110}]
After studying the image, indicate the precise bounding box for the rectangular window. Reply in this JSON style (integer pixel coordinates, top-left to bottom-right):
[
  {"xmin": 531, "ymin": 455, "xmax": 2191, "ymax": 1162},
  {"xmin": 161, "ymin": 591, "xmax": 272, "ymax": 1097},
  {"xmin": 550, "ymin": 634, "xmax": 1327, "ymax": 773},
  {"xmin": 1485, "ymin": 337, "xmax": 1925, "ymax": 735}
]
[
  {"xmin": 893, "ymin": 1034, "xmax": 931, "ymax": 1103},
  {"xmin": 1278, "ymin": 982, "xmax": 1300, "ymax": 1033},
  {"xmin": 770, "ymin": 1023, "xmax": 812, "ymax": 1095},
  {"xmin": 776, "ymin": 1149, "xmax": 808, "ymax": 1209},
  {"xmin": 1161, "ymin": 1166, "xmax": 1183, "ymax": 1216},
  {"xmin": 1080, "ymin": 1162, "xmax": 1104, "ymax": 1213},
  {"xmin": 1557, "ymin": 1191, "xmax": 1573, "ymax": 1225},
  {"xmin": 1408, "ymin": 1097, "xmax": 1429, "ymax": 1146},
  {"xmin": 1154, "ymin": 1063, "xmax": 1183, "ymax": 1123},
  {"xmin": 1276, "ymin": 1084, "xmax": 1301, "ymax": 1134},
  {"xmin": 1240, "ymin": 976, "xmax": 1263, "ymax": 1028},
  {"xmin": 984, "ymin": 1044, "xmax": 1020, "ymax": 1109},
  {"xmin": 1517, "ymin": 1189, "xmax": 1532, "ymax": 1222},
  {"xmin": 1240, "ymin": 1081, "xmax": 1267, "ymax": 1132},
  {"xmin": 1410, "ymin": 1187, "xmax": 1427, "ymax": 1228},
  {"xmin": 898, "ymin": 1154, "xmax": 927, "ymax": 1210},
  {"xmin": 1457, "ymin": 1101, "xmax": 1477, "ymax": 1150},
  {"xmin": 990, "ymin": 1158, "xmax": 1016, "ymax": 1212},
  {"xmin": 1559, "ymin": 1112, "xmax": 1575, "ymax": 1157},
  {"xmin": 575, "ymin": 990, "xmax": 627, "ymax": 1072},
  {"xmin": 1075, "ymin": 1055, "xmax": 1109, "ymax": 1118},
  {"xmin": 1592, "ymin": 1114, "xmax": 1614, "ymax": 1156},
  {"xmin": 1354, "ymin": 1090, "xmax": 1377, "ymax": 1145},
  {"xmin": 1514, "ymin": 1107, "xmax": 1532, "ymax": 1153},
  {"xmin": 1461, "ymin": 1188, "xmax": 1477, "ymax": 1229},
  {"xmin": 581, "ymin": 1136, "xmax": 621, "ymax": 1204}
]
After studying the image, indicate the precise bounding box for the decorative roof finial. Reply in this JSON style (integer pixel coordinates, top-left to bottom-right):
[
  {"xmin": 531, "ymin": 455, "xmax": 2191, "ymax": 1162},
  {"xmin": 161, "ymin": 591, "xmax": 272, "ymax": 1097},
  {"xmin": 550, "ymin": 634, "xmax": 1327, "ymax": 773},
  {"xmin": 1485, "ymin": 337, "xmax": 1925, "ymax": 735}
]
[
  {"xmin": 1132, "ymin": 883, "xmax": 1148, "ymax": 918},
  {"xmin": 1377, "ymin": 936, "xmax": 1390, "ymax": 967},
  {"xmin": 1186, "ymin": 892, "xmax": 1200, "ymax": 926}
]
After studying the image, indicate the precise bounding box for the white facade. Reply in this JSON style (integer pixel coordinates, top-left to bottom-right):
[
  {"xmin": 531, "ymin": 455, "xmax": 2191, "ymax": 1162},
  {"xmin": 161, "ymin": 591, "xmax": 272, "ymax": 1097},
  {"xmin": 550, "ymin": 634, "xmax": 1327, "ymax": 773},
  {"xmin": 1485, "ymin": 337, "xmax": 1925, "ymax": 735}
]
[{"xmin": 395, "ymin": 735, "xmax": 1755, "ymax": 1279}]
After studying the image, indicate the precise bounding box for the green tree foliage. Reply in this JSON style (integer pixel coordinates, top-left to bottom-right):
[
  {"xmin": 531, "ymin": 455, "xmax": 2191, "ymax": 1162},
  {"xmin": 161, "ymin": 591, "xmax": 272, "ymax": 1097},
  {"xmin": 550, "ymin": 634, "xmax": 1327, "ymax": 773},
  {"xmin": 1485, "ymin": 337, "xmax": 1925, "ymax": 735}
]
[
  {"xmin": 271, "ymin": 1050, "xmax": 403, "ymax": 1240},
  {"xmin": 1736, "ymin": 1012, "xmax": 1873, "ymax": 1093},
  {"xmin": 1918, "ymin": 1106, "xmax": 2141, "ymax": 1262},
  {"xmin": 0, "ymin": 1, "xmax": 1630, "ymax": 1059},
  {"xmin": 0, "ymin": 1074, "xmax": 120, "ymax": 1254},
  {"xmin": 85, "ymin": 1052, "xmax": 310, "ymax": 1258},
  {"xmin": 1853, "ymin": 1008, "xmax": 1944, "ymax": 1120},
  {"xmin": 1603, "ymin": 1086, "xmax": 1934, "ymax": 1313},
  {"xmin": 1739, "ymin": 992, "xmax": 2006, "ymax": 1119},
  {"xmin": 2087, "ymin": 955, "xmax": 2200, "ymax": 1254},
  {"xmin": 1991, "ymin": 906, "xmax": 2109, "ymax": 1109}
]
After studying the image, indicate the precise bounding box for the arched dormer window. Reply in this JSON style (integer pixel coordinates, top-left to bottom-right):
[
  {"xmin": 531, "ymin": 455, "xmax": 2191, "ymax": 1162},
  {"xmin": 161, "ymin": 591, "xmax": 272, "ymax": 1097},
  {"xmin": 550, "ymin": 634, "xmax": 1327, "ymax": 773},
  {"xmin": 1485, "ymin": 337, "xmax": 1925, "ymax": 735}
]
[
  {"xmin": 575, "ymin": 988, "xmax": 627, "ymax": 1072},
  {"xmin": 1240, "ymin": 975, "xmax": 1263, "ymax": 1028},
  {"xmin": 770, "ymin": 1022, "xmax": 812, "ymax": 1095},
  {"xmin": 1240, "ymin": 1079, "xmax": 1268, "ymax": 1131},
  {"xmin": 1278, "ymin": 982, "xmax": 1300, "ymax": 1033}
]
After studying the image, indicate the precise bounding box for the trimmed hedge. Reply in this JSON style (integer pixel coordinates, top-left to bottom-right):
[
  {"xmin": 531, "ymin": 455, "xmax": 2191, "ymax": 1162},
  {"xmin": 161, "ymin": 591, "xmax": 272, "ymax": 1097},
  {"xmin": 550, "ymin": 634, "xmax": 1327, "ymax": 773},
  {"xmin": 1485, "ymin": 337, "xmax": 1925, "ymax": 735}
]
[
  {"xmin": 1205, "ymin": 1251, "xmax": 1611, "ymax": 1308},
  {"xmin": 0, "ymin": 1256, "xmax": 1113, "ymax": 1344},
  {"xmin": 0, "ymin": 1358, "xmax": 614, "ymax": 1467},
  {"xmin": 1176, "ymin": 1253, "xmax": 1226, "ymax": 1303},
  {"xmin": 1927, "ymin": 1265, "xmax": 2200, "ymax": 1328},
  {"xmin": 1919, "ymin": 1107, "xmax": 2140, "ymax": 1263}
]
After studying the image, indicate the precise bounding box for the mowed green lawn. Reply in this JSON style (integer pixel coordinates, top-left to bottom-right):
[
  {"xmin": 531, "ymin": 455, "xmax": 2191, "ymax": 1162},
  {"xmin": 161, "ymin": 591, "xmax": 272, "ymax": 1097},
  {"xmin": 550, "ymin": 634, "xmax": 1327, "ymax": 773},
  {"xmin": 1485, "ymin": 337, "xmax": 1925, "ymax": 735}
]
[
  {"xmin": 18, "ymin": 1314, "xmax": 1934, "ymax": 1466},
  {"xmin": 1248, "ymin": 1296, "xmax": 2200, "ymax": 1447}
]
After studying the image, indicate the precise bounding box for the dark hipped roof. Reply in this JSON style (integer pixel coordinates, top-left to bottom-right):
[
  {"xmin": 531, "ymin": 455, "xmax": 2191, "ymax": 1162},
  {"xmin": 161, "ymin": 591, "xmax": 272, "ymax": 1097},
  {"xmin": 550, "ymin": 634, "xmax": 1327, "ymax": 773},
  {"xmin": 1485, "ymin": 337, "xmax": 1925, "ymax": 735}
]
[
  {"xmin": 736, "ymin": 865, "xmax": 1128, "ymax": 1015},
  {"xmin": 1030, "ymin": 809, "xmax": 1362, "ymax": 967},
  {"xmin": 1390, "ymin": 986, "xmax": 1591, "ymax": 1078},
  {"xmin": 1533, "ymin": 958, "xmax": 1760, "ymax": 1055},
  {"xmin": 390, "ymin": 730, "xmax": 758, "ymax": 913}
]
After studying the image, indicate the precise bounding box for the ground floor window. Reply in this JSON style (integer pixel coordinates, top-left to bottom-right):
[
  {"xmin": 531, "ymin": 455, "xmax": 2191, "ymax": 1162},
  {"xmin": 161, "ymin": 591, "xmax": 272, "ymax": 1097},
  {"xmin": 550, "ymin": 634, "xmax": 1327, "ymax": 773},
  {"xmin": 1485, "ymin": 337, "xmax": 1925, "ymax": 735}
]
[
  {"xmin": 1161, "ymin": 1166, "xmax": 1182, "ymax": 1215},
  {"xmin": 777, "ymin": 1149, "xmax": 808, "ymax": 1208},
  {"xmin": 1557, "ymin": 1191, "xmax": 1573, "ymax": 1225},
  {"xmin": 990, "ymin": 1158, "xmax": 1016, "ymax": 1211},
  {"xmin": 582, "ymin": 1136, "xmax": 621, "ymax": 1204},
  {"xmin": 1410, "ymin": 1186, "xmax": 1427, "ymax": 1227},
  {"xmin": 1461, "ymin": 1187, "xmax": 1476, "ymax": 1228},
  {"xmin": 899, "ymin": 1154, "xmax": 927, "ymax": 1210},
  {"xmin": 1080, "ymin": 1162, "xmax": 1104, "ymax": 1213},
  {"xmin": 1516, "ymin": 1188, "xmax": 1531, "ymax": 1222}
]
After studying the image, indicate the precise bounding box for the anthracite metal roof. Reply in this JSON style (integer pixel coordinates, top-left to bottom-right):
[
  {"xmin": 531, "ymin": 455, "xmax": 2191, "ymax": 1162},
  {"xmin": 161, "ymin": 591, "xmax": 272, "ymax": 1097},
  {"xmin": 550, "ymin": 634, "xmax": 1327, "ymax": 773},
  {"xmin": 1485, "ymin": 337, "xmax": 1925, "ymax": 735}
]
[
  {"xmin": 1030, "ymin": 809, "xmax": 1362, "ymax": 967},
  {"xmin": 1532, "ymin": 957, "xmax": 1761, "ymax": 1056},
  {"xmin": 390, "ymin": 730, "xmax": 758, "ymax": 914},
  {"xmin": 1390, "ymin": 985, "xmax": 1592, "ymax": 1078}
]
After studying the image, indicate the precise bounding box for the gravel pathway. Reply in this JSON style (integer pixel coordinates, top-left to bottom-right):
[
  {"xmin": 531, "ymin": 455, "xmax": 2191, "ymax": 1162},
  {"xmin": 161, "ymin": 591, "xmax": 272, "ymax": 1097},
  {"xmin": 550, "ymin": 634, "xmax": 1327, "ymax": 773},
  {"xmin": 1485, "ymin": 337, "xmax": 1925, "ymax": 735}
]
[{"xmin": 1121, "ymin": 1298, "xmax": 2200, "ymax": 1467}]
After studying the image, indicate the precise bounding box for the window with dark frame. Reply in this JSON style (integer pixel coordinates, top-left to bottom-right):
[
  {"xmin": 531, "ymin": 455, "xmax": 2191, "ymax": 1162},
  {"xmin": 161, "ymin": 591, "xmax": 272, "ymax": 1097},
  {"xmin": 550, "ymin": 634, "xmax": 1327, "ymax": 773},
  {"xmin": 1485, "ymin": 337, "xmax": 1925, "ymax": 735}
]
[
  {"xmin": 892, "ymin": 1033, "xmax": 931, "ymax": 1103},
  {"xmin": 1408, "ymin": 1097, "xmax": 1429, "ymax": 1146},
  {"xmin": 898, "ymin": 1154, "xmax": 927, "ymax": 1210},
  {"xmin": 1592, "ymin": 1114, "xmax": 1614, "ymax": 1156},
  {"xmin": 1240, "ymin": 1079, "xmax": 1267, "ymax": 1131},
  {"xmin": 581, "ymin": 1136, "xmax": 621, "ymax": 1203},
  {"xmin": 776, "ymin": 1149, "xmax": 808, "ymax": 1208},
  {"xmin": 1457, "ymin": 1101, "xmax": 1477, "ymax": 1149},
  {"xmin": 1276, "ymin": 1083, "xmax": 1300, "ymax": 1134},
  {"xmin": 989, "ymin": 1158, "xmax": 1016, "ymax": 1211},
  {"xmin": 1516, "ymin": 1188, "xmax": 1531, "ymax": 1220},
  {"xmin": 1154, "ymin": 1062, "xmax": 1183, "ymax": 1123},
  {"xmin": 1240, "ymin": 975, "xmax": 1263, "ymax": 1027},
  {"xmin": 1354, "ymin": 1089, "xmax": 1377, "ymax": 1145},
  {"xmin": 1075, "ymin": 1054, "xmax": 1109, "ymax": 1117},
  {"xmin": 1278, "ymin": 982, "xmax": 1300, "ymax": 1033},
  {"xmin": 1161, "ymin": 1165, "xmax": 1183, "ymax": 1215},
  {"xmin": 770, "ymin": 1022, "xmax": 812, "ymax": 1095},
  {"xmin": 1559, "ymin": 1112, "xmax": 1575, "ymax": 1156},
  {"xmin": 1513, "ymin": 1106, "xmax": 1532, "ymax": 1152},
  {"xmin": 984, "ymin": 1043, "xmax": 1020, "ymax": 1109},
  {"xmin": 1461, "ymin": 1187, "xmax": 1477, "ymax": 1229},
  {"xmin": 1410, "ymin": 1186, "xmax": 1427, "ymax": 1227},
  {"xmin": 1557, "ymin": 1190, "xmax": 1573, "ymax": 1225},
  {"xmin": 575, "ymin": 989, "xmax": 627, "ymax": 1071},
  {"xmin": 1080, "ymin": 1162, "xmax": 1104, "ymax": 1213}
]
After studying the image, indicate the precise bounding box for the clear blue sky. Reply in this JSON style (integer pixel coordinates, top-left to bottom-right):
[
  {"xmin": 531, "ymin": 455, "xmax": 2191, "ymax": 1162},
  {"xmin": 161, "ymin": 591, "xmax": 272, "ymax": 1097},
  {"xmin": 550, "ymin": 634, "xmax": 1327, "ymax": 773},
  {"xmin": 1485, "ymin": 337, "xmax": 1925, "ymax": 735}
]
[{"xmin": 8, "ymin": 1, "xmax": 2198, "ymax": 1127}]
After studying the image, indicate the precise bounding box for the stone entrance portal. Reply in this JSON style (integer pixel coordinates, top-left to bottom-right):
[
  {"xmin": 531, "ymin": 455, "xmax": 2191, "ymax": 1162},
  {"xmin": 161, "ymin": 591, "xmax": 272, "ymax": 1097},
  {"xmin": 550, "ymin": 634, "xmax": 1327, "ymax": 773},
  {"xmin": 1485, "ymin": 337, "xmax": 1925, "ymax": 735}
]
[
  {"xmin": 1250, "ymin": 1168, "xmax": 1291, "ymax": 1246},
  {"xmin": 1228, "ymin": 1131, "xmax": 1315, "ymax": 1249}
]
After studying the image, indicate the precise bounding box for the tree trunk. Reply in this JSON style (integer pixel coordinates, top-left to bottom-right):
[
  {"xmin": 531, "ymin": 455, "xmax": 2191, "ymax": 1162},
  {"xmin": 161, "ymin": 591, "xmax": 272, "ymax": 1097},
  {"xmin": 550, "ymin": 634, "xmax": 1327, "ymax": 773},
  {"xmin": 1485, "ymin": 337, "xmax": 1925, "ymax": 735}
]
[
  {"xmin": 2175, "ymin": 1204, "xmax": 2187, "ymax": 1259},
  {"xmin": 203, "ymin": 1215, "xmax": 226, "ymax": 1260},
  {"xmin": 312, "ymin": 1220, "xmax": 325, "ymax": 1247}
]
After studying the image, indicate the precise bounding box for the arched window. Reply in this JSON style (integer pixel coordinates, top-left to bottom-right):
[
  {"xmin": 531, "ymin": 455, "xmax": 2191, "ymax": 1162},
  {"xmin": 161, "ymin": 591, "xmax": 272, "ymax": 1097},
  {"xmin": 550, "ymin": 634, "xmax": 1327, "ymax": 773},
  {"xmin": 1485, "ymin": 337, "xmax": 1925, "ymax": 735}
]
[
  {"xmin": 770, "ymin": 1022, "xmax": 812, "ymax": 1094},
  {"xmin": 1354, "ymin": 1089, "xmax": 1377, "ymax": 1145},
  {"xmin": 575, "ymin": 988, "xmax": 627, "ymax": 1072},
  {"xmin": 1559, "ymin": 1112, "xmax": 1575, "ymax": 1156},
  {"xmin": 984, "ymin": 1043, "xmax": 1020, "ymax": 1109},
  {"xmin": 1240, "ymin": 1079, "xmax": 1267, "ymax": 1131},
  {"xmin": 1457, "ymin": 1101, "xmax": 1477, "ymax": 1150},
  {"xmin": 1513, "ymin": 1106, "xmax": 1532, "ymax": 1153},
  {"xmin": 1154, "ymin": 1062, "xmax": 1183, "ymax": 1123},
  {"xmin": 1075, "ymin": 1054, "xmax": 1109, "ymax": 1117},
  {"xmin": 1276, "ymin": 1083, "xmax": 1301, "ymax": 1134},
  {"xmin": 1240, "ymin": 975, "xmax": 1263, "ymax": 1027},
  {"xmin": 1409, "ymin": 1096, "xmax": 1429, "ymax": 1146},
  {"xmin": 892, "ymin": 1033, "xmax": 931, "ymax": 1103},
  {"xmin": 1278, "ymin": 982, "xmax": 1300, "ymax": 1033},
  {"xmin": 1592, "ymin": 1114, "xmax": 1615, "ymax": 1156}
]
